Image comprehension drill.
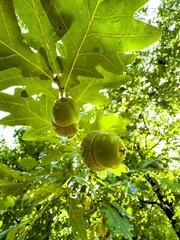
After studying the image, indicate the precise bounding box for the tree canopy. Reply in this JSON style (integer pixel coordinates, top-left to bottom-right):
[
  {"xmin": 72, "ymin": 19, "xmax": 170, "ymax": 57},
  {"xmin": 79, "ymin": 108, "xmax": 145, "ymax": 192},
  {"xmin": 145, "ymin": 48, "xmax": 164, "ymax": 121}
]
[{"xmin": 0, "ymin": 0, "xmax": 179, "ymax": 239}]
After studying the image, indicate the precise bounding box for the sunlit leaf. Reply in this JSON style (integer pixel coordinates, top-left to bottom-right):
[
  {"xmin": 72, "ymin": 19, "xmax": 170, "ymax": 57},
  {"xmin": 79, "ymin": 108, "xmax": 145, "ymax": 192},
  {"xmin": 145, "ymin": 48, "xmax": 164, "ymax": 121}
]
[
  {"xmin": 0, "ymin": 197, "xmax": 15, "ymax": 211},
  {"xmin": 0, "ymin": 162, "xmax": 22, "ymax": 181},
  {"xmin": 108, "ymin": 164, "xmax": 129, "ymax": 176},
  {"xmin": 69, "ymin": 197, "xmax": 88, "ymax": 240},
  {"xmin": 0, "ymin": 89, "xmax": 57, "ymax": 141},
  {"xmin": 71, "ymin": 67, "xmax": 131, "ymax": 106},
  {"xmin": 96, "ymin": 170, "xmax": 107, "ymax": 179},
  {"xmin": 17, "ymin": 156, "xmax": 39, "ymax": 171},
  {"xmin": 0, "ymin": 222, "xmax": 28, "ymax": 240},
  {"xmin": 0, "ymin": 69, "xmax": 58, "ymax": 98},
  {"xmin": 56, "ymin": 0, "xmax": 161, "ymax": 89},
  {"xmin": 90, "ymin": 111, "xmax": 129, "ymax": 135},
  {"xmin": 13, "ymin": 0, "xmax": 63, "ymax": 74},
  {"xmin": 0, "ymin": 0, "xmax": 52, "ymax": 79},
  {"xmin": 103, "ymin": 200, "xmax": 133, "ymax": 239}
]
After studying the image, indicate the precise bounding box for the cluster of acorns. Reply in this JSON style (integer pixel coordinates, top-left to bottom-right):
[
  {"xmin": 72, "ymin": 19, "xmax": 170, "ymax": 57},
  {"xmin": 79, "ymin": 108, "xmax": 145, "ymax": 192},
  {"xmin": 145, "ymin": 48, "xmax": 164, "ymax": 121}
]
[{"xmin": 52, "ymin": 97, "xmax": 126, "ymax": 171}]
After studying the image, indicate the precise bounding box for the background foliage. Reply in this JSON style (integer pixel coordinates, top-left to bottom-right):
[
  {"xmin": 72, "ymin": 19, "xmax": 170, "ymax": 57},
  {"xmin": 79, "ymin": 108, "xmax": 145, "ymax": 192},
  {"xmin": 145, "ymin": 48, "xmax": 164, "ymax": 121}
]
[{"xmin": 0, "ymin": 0, "xmax": 179, "ymax": 239}]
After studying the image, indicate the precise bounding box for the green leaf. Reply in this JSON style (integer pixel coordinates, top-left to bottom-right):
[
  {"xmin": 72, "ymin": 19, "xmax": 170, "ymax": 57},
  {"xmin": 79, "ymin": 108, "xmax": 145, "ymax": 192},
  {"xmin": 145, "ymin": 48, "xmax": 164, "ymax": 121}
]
[
  {"xmin": 0, "ymin": 69, "xmax": 58, "ymax": 98},
  {"xmin": 123, "ymin": 181, "xmax": 138, "ymax": 196},
  {"xmin": 6, "ymin": 227, "xmax": 17, "ymax": 240},
  {"xmin": 0, "ymin": 162, "xmax": 22, "ymax": 181},
  {"xmin": 26, "ymin": 185, "xmax": 57, "ymax": 206},
  {"xmin": 0, "ymin": 0, "xmax": 162, "ymax": 141},
  {"xmin": 0, "ymin": 89, "xmax": 57, "ymax": 141},
  {"xmin": 13, "ymin": 0, "xmax": 62, "ymax": 74},
  {"xmin": 108, "ymin": 164, "xmax": 129, "ymax": 176},
  {"xmin": 71, "ymin": 67, "xmax": 131, "ymax": 106},
  {"xmin": 0, "ymin": 196, "xmax": 15, "ymax": 211},
  {"xmin": 0, "ymin": 69, "xmax": 59, "ymax": 140},
  {"xmin": 44, "ymin": 0, "xmax": 161, "ymax": 89},
  {"xmin": 111, "ymin": 202, "xmax": 132, "ymax": 219},
  {"xmin": 0, "ymin": 0, "xmax": 52, "ymax": 79},
  {"xmin": 91, "ymin": 111, "xmax": 129, "ymax": 135},
  {"xmin": 0, "ymin": 221, "xmax": 28, "ymax": 240},
  {"xmin": 69, "ymin": 197, "xmax": 88, "ymax": 240},
  {"xmin": 0, "ymin": 181, "xmax": 28, "ymax": 197},
  {"xmin": 103, "ymin": 200, "xmax": 133, "ymax": 240},
  {"xmin": 138, "ymin": 160, "xmax": 163, "ymax": 171},
  {"xmin": 18, "ymin": 156, "xmax": 39, "ymax": 171},
  {"xmin": 96, "ymin": 170, "xmax": 107, "ymax": 179},
  {"xmin": 74, "ymin": 176, "xmax": 94, "ymax": 190},
  {"xmin": 160, "ymin": 178, "xmax": 180, "ymax": 191}
]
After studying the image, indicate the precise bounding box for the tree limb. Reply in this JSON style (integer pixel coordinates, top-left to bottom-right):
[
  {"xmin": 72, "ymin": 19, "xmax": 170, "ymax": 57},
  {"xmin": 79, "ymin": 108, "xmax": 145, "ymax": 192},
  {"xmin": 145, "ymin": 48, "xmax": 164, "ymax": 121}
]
[{"xmin": 146, "ymin": 173, "xmax": 180, "ymax": 238}]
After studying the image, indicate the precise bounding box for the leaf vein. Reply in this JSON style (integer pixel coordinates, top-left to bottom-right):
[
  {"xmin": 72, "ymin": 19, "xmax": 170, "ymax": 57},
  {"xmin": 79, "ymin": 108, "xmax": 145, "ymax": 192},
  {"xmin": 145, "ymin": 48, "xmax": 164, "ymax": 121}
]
[{"xmin": 64, "ymin": 1, "xmax": 101, "ymax": 90}]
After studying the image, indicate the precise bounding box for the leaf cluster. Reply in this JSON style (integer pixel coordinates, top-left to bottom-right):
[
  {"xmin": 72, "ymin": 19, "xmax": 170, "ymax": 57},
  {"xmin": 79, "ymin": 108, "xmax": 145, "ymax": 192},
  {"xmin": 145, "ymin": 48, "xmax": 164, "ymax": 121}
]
[{"xmin": 1, "ymin": 0, "xmax": 179, "ymax": 239}]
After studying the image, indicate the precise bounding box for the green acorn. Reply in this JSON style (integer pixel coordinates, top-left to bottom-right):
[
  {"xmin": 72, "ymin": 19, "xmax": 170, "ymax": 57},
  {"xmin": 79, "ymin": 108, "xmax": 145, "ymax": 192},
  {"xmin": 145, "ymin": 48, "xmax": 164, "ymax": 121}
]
[
  {"xmin": 52, "ymin": 97, "xmax": 80, "ymax": 138},
  {"xmin": 81, "ymin": 130, "xmax": 126, "ymax": 171},
  {"xmin": 81, "ymin": 196, "xmax": 92, "ymax": 207},
  {"xmin": 96, "ymin": 222, "xmax": 108, "ymax": 237}
]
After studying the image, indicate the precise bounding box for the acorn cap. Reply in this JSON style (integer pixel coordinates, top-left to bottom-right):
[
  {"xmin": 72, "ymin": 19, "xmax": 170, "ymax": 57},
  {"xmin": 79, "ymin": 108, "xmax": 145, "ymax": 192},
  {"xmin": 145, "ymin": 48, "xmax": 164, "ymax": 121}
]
[
  {"xmin": 81, "ymin": 130, "xmax": 105, "ymax": 171},
  {"xmin": 52, "ymin": 120, "xmax": 78, "ymax": 138}
]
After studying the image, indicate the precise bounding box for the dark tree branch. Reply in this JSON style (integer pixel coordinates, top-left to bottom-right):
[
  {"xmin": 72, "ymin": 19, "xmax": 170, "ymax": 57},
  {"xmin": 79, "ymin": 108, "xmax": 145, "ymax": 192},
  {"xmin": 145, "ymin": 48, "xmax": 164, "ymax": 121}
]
[
  {"xmin": 146, "ymin": 173, "xmax": 180, "ymax": 238},
  {"xmin": 133, "ymin": 123, "xmax": 179, "ymax": 238},
  {"xmin": 139, "ymin": 199, "xmax": 162, "ymax": 208}
]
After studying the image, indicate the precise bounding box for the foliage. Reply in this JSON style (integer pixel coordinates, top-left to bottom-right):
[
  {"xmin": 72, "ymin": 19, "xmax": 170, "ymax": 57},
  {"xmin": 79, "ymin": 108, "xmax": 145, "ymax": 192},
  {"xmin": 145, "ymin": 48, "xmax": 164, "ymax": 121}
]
[
  {"xmin": 0, "ymin": 0, "xmax": 179, "ymax": 239},
  {"xmin": 0, "ymin": 0, "xmax": 161, "ymax": 140}
]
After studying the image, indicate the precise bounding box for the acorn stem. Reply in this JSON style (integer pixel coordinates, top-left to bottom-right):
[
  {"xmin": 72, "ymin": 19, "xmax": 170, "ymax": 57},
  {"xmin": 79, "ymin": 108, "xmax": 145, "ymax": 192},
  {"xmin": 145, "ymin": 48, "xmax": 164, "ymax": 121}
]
[
  {"xmin": 59, "ymin": 87, "xmax": 65, "ymax": 98},
  {"xmin": 76, "ymin": 133, "xmax": 83, "ymax": 141}
]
